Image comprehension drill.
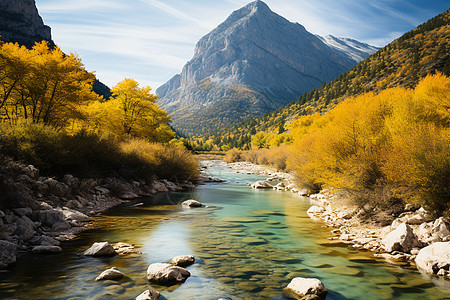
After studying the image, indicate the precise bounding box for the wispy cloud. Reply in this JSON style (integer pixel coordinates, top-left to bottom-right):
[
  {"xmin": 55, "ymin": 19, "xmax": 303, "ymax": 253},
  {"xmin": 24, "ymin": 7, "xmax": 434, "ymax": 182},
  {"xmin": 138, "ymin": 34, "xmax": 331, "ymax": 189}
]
[{"xmin": 36, "ymin": 0, "xmax": 449, "ymax": 88}]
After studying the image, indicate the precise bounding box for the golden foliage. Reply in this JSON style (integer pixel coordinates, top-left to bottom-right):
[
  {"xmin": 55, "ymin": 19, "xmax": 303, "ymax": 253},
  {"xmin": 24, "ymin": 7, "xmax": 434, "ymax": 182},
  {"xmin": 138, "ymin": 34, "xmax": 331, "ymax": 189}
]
[{"xmin": 288, "ymin": 73, "xmax": 449, "ymax": 215}]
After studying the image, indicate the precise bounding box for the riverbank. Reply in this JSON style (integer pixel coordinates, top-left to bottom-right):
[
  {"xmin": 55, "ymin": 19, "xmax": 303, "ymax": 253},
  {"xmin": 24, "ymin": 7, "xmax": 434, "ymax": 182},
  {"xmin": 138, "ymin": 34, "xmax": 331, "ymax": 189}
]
[
  {"xmin": 216, "ymin": 159, "xmax": 450, "ymax": 282},
  {"xmin": 0, "ymin": 160, "xmax": 195, "ymax": 269}
]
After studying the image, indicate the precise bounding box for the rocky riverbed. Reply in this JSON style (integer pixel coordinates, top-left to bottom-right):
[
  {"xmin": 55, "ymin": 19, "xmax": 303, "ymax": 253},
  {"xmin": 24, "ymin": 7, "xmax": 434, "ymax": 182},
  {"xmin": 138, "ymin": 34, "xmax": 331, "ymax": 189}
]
[
  {"xmin": 225, "ymin": 160, "xmax": 450, "ymax": 282},
  {"xmin": 0, "ymin": 160, "xmax": 195, "ymax": 269}
]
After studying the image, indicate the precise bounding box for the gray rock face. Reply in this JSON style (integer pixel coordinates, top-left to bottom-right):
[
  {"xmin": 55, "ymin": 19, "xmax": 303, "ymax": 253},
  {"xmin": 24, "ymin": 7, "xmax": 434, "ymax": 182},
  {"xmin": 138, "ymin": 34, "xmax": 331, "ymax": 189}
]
[
  {"xmin": 157, "ymin": 0, "xmax": 377, "ymax": 134},
  {"xmin": 0, "ymin": 0, "xmax": 53, "ymax": 48},
  {"xmin": 84, "ymin": 242, "xmax": 116, "ymax": 257},
  {"xmin": 146, "ymin": 263, "xmax": 190, "ymax": 285},
  {"xmin": 285, "ymin": 277, "xmax": 328, "ymax": 299}
]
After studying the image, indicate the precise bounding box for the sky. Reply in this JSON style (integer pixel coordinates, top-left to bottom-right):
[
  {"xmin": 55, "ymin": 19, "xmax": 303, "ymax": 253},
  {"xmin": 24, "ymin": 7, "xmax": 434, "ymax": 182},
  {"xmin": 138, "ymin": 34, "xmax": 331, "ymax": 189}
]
[{"xmin": 35, "ymin": 0, "xmax": 449, "ymax": 90}]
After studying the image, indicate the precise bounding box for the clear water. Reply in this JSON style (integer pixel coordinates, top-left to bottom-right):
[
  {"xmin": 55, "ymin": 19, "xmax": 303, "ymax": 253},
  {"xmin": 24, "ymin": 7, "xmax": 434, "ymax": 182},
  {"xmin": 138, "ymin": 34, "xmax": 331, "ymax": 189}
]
[{"xmin": 0, "ymin": 161, "xmax": 449, "ymax": 299}]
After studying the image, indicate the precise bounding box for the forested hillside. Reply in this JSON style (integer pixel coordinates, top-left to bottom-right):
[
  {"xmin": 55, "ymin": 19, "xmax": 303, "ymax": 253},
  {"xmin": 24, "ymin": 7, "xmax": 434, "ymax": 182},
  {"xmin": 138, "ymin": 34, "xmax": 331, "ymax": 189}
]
[{"xmin": 189, "ymin": 9, "xmax": 450, "ymax": 151}]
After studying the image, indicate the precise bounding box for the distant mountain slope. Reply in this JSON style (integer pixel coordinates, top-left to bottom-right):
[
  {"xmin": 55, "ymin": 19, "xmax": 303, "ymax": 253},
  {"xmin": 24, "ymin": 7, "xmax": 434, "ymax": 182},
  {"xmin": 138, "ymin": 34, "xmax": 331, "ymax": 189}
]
[
  {"xmin": 200, "ymin": 8, "xmax": 450, "ymax": 150},
  {"xmin": 157, "ymin": 0, "xmax": 376, "ymax": 136}
]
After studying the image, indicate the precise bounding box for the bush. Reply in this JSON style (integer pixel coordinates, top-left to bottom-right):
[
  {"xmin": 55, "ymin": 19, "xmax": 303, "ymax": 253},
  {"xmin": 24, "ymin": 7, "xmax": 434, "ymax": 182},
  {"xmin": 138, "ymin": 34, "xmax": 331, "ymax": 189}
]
[
  {"xmin": 120, "ymin": 139, "xmax": 199, "ymax": 182},
  {"xmin": 0, "ymin": 121, "xmax": 199, "ymax": 182},
  {"xmin": 224, "ymin": 148, "xmax": 242, "ymax": 163}
]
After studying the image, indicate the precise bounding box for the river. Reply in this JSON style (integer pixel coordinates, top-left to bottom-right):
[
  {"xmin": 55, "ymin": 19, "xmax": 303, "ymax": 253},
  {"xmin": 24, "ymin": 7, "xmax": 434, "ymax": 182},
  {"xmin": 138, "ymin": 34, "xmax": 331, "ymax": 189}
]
[{"xmin": 0, "ymin": 161, "xmax": 449, "ymax": 299}]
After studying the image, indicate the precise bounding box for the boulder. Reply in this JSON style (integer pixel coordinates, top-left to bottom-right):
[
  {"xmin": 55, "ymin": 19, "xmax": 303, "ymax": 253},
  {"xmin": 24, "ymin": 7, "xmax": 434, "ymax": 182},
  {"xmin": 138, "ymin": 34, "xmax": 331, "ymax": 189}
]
[
  {"xmin": 415, "ymin": 242, "xmax": 450, "ymax": 275},
  {"xmin": 84, "ymin": 242, "xmax": 116, "ymax": 257},
  {"xmin": 31, "ymin": 210, "xmax": 64, "ymax": 227},
  {"xmin": 170, "ymin": 255, "xmax": 195, "ymax": 267},
  {"xmin": 153, "ymin": 181, "xmax": 169, "ymax": 193},
  {"xmin": 274, "ymin": 182, "xmax": 286, "ymax": 190},
  {"xmin": 181, "ymin": 200, "xmax": 203, "ymax": 208},
  {"xmin": 31, "ymin": 245, "xmax": 62, "ymax": 254},
  {"xmin": 95, "ymin": 267, "xmax": 124, "ymax": 281},
  {"xmin": 13, "ymin": 207, "xmax": 33, "ymax": 216},
  {"xmin": 146, "ymin": 263, "xmax": 190, "ymax": 285},
  {"xmin": 394, "ymin": 207, "xmax": 434, "ymax": 226},
  {"xmin": 13, "ymin": 215, "xmax": 36, "ymax": 241},
  {"xmin": 432, "ymin": 218, "xmax": 450, "ymax": 241},
  {"xmin": 382, "ymin": 223, "xmax": 421, "ymax": 253},
  {"xmin": 0, "ymin": 240, "xmax": 17, "ymax": 268},
  {"xmin": 56, "ymin": 208, "xmax": 90, "ymax": 223},
  {"xmin": 52, "ymin": 221, "xmax": 72, "ymax": 232},
  {"xmin": 136, "ymin": 289, "xmax": 161, "ymax": 300},
  {"xmin": 285, "ymin": 277, "xmax": 327, "ymax": 299},
  {"xmin": 251, "ymin": 180, "xmax": 273, "ymax": 189},
  {"xmin": 307, "ymin": 206, "xmax": 325, "ymax": 215}
]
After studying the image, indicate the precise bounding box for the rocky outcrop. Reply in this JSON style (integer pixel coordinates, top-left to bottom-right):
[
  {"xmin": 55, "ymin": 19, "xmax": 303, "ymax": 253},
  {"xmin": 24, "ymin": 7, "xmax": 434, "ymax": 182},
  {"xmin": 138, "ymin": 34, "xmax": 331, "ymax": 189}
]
[
  {"xmin": 0, "ymin": 0, "xmax": 53, "ymax": 48},
  {"xmin": 95, "ymin": 267, "xmax": 124, "ymax": 281},
  {"xmin": 382, "ymin": 223, "xmax": 422, "ymax": 253},
  {"xmin": 415, "ymin": 242, "xmax": 450, "ymax": 276},
  {"xmin": 156, "ymin": 0, "xmax": 377, "ymax": 134},
  {"xmin": 136, "ymin": 289, "xmax": 161, "ymax": 300},
  {"xmin": 284, "ymin": 277, "xmax": 328, "ymax": 300},
  {"xmin": 170, "ymin": 255, "xmax": 195, "ymax": 267},
  {"xmin": 84, "ymin": 242, "xmax": 116, "ymax": 257},
  {"xmin": 146, "ymin": 263, "xmax": 191, "ymax": 285},
  {"xmin": 0, "ymin": 160, "xmax": 194, "ymax": 268}
]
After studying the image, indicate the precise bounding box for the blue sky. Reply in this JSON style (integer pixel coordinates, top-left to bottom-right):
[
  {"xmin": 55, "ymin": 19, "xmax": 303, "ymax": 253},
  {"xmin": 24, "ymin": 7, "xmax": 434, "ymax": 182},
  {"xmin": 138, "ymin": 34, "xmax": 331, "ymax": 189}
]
[{"xmin": 36, "ymin": 0, "xmax": 449, "ymax": 90}]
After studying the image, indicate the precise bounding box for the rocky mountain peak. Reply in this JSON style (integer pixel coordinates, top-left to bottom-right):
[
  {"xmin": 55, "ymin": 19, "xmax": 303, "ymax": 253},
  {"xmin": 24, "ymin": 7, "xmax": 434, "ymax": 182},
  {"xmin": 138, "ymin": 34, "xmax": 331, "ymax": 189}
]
[
  {"xmin": 156, "ymin": 1, "xmax": 378, "ymax": 135},
  {"xmin": 0, "ymin": 0, "xmax": 53, "ymax": 48}
]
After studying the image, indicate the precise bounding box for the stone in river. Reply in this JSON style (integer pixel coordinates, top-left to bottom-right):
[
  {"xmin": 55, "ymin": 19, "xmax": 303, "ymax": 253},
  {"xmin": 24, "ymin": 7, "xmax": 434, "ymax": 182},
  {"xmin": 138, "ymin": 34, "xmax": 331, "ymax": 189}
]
[
  {"xmin": 84, "ymin": 242, "xmax": 116, "ymax": 257},
  {"xmin": 146, "ymin": 263, "xmax": 190, "ymax": 285},
  {"xmin": 181, "ymin": 199, "xmax": 203, "ymax": 208},
  {"xmin": 170, "ymin": 255, "xmax": 195, "ymax": 267},
  {"xmin": 135, "ymin": 289, "xmax": 161, "ymax": 300},
  {"xmin": 95, "ymin": 267, "xmax": 124, "ymax": 281},
  {"xmin": 284, "ymin": 277, "xmax": 328, "ymax": 300},
  {"xmin": 415, "ymin": 242, "xmax": 450, "ymax": 274}
]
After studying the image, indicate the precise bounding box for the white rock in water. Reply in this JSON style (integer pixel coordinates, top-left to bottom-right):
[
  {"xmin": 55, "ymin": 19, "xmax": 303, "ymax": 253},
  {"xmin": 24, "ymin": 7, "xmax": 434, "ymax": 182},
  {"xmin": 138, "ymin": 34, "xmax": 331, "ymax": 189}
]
[
  {"xmin": 136, "ymin": 289, "xmax": 161, "ymax": 300},
  {"xmin": 181, "ymin": 200, "xmax": 203, "ymax": 208},
  {"xmin": 415, "ymin": 242, "xmax": 450, "ymax": 275},
  {"xmin": 382, "ymin": 223, "xmax": 421, "ymax": 253},
  {"xmin": 84, "ymin": 242, "xmax": 116, "ymax": 256},
  {"xmin": 147, "ymin": 263, "xmax": 190, "ymax": 284},
  {"xmin": 307, "ymin": 206, "xmax": 325, "ymax": 214},
  {"xmin": 95, "ymin": 267, "xmax": 124, "ymax": 281},
  {"xmin": 285, "ymin": 277, "xmax": 328, "ymax": 299},
  {"xmin": 170, "ymin": 255, "xmax": 195, "ymax": 267},
  {"xmin": 251, "ymin": 180, "xmax": 273, "ymax": 189}
]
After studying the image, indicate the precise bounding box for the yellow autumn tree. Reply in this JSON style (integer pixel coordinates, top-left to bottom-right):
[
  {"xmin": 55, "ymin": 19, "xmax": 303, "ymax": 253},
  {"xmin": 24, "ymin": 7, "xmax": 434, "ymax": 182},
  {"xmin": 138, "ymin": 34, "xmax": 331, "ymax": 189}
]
[
  {"xmin": 288, "ymin": 73, "xmax": 449, "ymax": 215},
  {"xmin": 0, "ymin": 41, "xmax": 100, "ymax": 128},
  {"xmin": 83, "ymin": 78, "xmax": 174, "ymax": 143}
]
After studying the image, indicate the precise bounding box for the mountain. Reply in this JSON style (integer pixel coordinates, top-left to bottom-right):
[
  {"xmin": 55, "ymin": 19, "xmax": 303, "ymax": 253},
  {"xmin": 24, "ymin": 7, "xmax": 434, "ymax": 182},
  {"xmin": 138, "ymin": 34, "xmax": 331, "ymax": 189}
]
[
  {"xmin": 318, "ymin": 35, "xmax": 379, "ymax": 63},
  {"xmin": 156, "ymin": 0, "xmax": 377, "ymax": 136},
  {"xmin": 198, "ymin": 9, "xmax": 450, "ymax": 150},
  {"xmin": 0, "ymin": 0, "xmax": 53, "ymax": 48}
]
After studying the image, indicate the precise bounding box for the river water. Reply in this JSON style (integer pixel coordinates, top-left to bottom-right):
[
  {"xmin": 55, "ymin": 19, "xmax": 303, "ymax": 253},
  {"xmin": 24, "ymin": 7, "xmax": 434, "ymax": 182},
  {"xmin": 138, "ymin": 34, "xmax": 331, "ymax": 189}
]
[{"xmin": 0, "ymin": 161, "xmax": 449, "ymax": 299}]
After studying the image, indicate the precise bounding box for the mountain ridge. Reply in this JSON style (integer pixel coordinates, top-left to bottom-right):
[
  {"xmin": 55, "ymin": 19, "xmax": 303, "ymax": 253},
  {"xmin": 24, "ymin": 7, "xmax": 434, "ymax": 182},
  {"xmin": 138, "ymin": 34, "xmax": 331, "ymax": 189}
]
[{"xmin": 157, "ymin": 0, "xmax": 377, "ymax": 135}]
